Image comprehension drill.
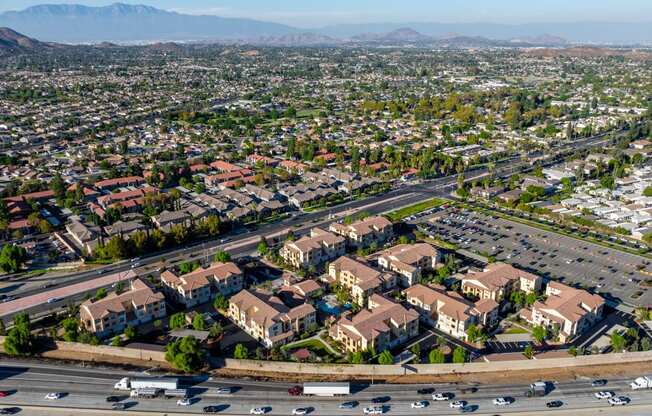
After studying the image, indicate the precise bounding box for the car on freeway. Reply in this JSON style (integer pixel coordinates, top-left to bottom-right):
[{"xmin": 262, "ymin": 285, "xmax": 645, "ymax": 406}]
[
  {"xmin": 203, "ymin": 406, "xmax": 224, "ymax": 414},
  {"xmin": 291, "ymin": 408, "xmax": 308, "ymax": 415},
  {"xmin": 608, "ymin": 396, "xmax": 630, "ymax": 406},
  {"xmin": 105, "ymin": 396, "xmax": 121, "ymax": 402},
  {"xmin": 591, "ymin": 379, "xmax": 607, "ymax": 387},
  {"xmin": 46, "ymin": 297, "xmax": 60, "ymax": 304},
  {"xmin": 111, "ymin": 403, "xmax": 126, "ymax": 411},
  {"xmin": 546, "ymin": 400, "xmax": 563, "ymax": 408},
  {"xmin": 288, "ymin": 385, "xmax": 302, "ymax": 396},
  {"xmin": 215, "ymin": 387, "xmax": 232, "ymax": 394},
  {"xmin": 177, "ymin": 398, "xmax": 192, "ymax": 406},
  {"xmin": 250, "ymin": 408, "xmax": 268, "ymax": 415},
  {"xmin": 0, "ymin": 392, "xmax": 9, "ymax": 398},
  {"xmin": 0, "ymin": 409, "xmax": 19, "ymax": 415},
  {"xmin": 594, "ymin": 391, "xmax": 614, "ymax": 399},
  {"xmin": 450, "ymin": 400, "xmax": 467, "ymax": 409},
  {"xmin": 417, "ymin": 387, "xmax": 435, "ymax": 395},
  {"xmin": 432, "ymin": 393, "xmax": 452, "ymax": 401},
  {"xmin": 45, "ymin": 392, "xmax": 63, "ymax": 400},
  {"xmin": 493, "ymin": 397, "xmax": 511, "ymax": 406},
  {"xmin": 363, "ymin": 406, "xmax": 384, "ymax": 415},
  {"xmin": 338, "ymin": 401, "xmax": 358, "ymax": 409},
  {"xmin": 371, "ymin": 396, "xmax": 390, "ymax": 403},
  {"xmin": 411, "ymin": 401, "xmax": 428, "ymax": 409}
]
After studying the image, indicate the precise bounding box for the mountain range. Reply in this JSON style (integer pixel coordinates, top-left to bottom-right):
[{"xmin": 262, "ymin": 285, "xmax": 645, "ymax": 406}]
[{"xmin": 0, "ymin": 3, "xmax": 650, "ymax": 46}]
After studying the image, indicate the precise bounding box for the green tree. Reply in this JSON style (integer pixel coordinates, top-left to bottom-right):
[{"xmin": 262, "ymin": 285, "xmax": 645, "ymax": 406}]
[
  {"xmin": 165, "ymin": 336, "xmax": 204, "ymax": 372},
  {"xmin": 234, "ymin": 343, "xmax": 249, "ymax": 359},
  {"xmin": 466, "ymin": 324, "xmax": 481, "ymax": 343},
  {"xmin": 4, "ymin": 313, "xmax": 32, "ymax": 356},
  {"xmin": 428, "ymin": 348, "xmax": 445, "ymax": 364},
  {"xmin": 192, "ymin": 314, "xmax": 206, "ymax": 331},
  {"xmin": 532, "ymin": 325, "xmax": 547, "ymax": 344},
  {"xmin": 179, "ymin": 261, "xmax": 199, "ymax": 274},
  {"xmin": 523, "ymin": 344, "xmax": 534, "ymax": 359},
  {"xmin": 349, "ymin": 351, "xmax": 364, "ymax": 364},
  {"xmin": 94, "ymin": 287, "xmax": 107, "ymax": 301},
  {"xmin": 124, "ymin": 325, "xmax": 137, "ymax": 340},
  {"xmin": 213, "ymin": 294, "xmax": 229, "ymax": 310},
  {"xmin": 169, "ymin": 312, "xmax": 187, "ymax": 330},
  {"xmin": 0, "ymin": 244, "xmax": 27, "ymax": 273},
  {"xmin": 257, "ymin": 237, "xmax": 269, "ymax": 256},
  {"xmin": 209, "ymin": 322, "xmax": 224, "ymax": 338},
  {"xmin": 61, "ymin": 316, "xmax": 80, "ymax": 342},
  {"xmin": 378, "ymin": 349, "xmax": 394, "ymax": 365},
  {"xmin": 452, "ymin": 346, "xmax": 467, "ymax": 363},
  {"xmin": 214, "ymin": 250, "xmax": 231, "ymax": 263},
  {"xmin": 525, "ymin": 292, "xmax": 537, "ymax": 306},
  {"xmin": 568, "ymin": 346, "xmax": 578, "ymax": 357},
  {"xmin": 611, "ymin": 332, "xmax": 626, "ymax": 352}
]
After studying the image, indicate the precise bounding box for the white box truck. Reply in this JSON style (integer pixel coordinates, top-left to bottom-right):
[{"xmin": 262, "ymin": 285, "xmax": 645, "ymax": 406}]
[
  {"xmin": 302, "ymin": 382, "xmax": 350, "ymax": 397},
  {"xmin": 114, "ymin": 377, "xmax": 179, "ymax": 391},
  {"xmin": 631, "ymin": 375, "xmax": 652, "ymax": 389}
]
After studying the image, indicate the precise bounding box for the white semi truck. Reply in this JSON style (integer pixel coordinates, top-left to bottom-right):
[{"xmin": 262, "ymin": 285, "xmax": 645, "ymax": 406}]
[
  {"xmin": 302, "ymin": 382, "xmax": 350, "ymax": 397},
  {"xmin": 631, "ymin": 375, "xmax": 652, "ymax": 389},
  {"xmin": 114, "ymin": 377, "xmax": 179, "ymax": 391}
]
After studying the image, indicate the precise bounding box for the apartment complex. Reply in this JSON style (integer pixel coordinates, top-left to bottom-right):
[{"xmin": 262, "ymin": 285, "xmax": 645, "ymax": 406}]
[
  {"xmin": 377, "ymin": 243, "xmax": 439, "ymax": 286},
  {"xmin": 461, "ymin": 262, "xmax": 542, "ymax": 302},
  {"xmin": 328, "ymin": 256, "xmax": 397, "ymax": 306},
  {"xmin": 404, "ymin": 284, "xmax": 498, "ymax": 341},
  {"xmin": 329, "ymin": 294, "xmax": 419, "ymax": 353},
  {"xmin": 280, "ymin": 228, "xmax": 345, "ymax": 269},
  {"xmin": 524, "ymin": 281, "xmax": 604, "ymax": 342},
  {"xmin": 79, "ymin": 279, "xmax": 166, "ymax": 338},
  {"xmin": 229, "ymin": 289, "xmax": 317, "ymax": 348},
  {"xmin": 160, "ymin": 261, "xmax": 244, "ymax": 307},
  {"xmin": 329, "ymin": 215, "xmax": 393, "ymax": 248}
]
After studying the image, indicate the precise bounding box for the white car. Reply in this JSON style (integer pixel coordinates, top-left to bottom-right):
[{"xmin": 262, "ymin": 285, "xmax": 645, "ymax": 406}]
[
  {"xmin": 177, "ymin": 398, "xmax": 191, "ymax": 406},
  {"xmin": 363, "ymin": 407, "xmax": 383, "ymax": 415},
  {"xmin": 450, "ymin": 400, "xmax": 467, "ymax": 409},
  {"xmin": 215, "ymin": 387, "xmax": 231, "ymax": 394},
  {"xmin": 432, "ymin": 393, "xmax": 451, "ymax": 401},
  {"xmin": 595, "ymin": 391, "xmax": 614, "ymax": 399},
  {"xmin": 45, "ymin": 392, "xmax": 62, "ymax": 400},
  {"xmin": 493, "ymin": 397, "xmax": 510, "ymax": 406},
  {"xmin": 608, "ymin": 396, "xmax": 629, "ymax": 406},
  {"xmin": 292, "ymin": 409, "xmax": 308, "ymax": 416},
  {"xmin": 250, "ymin": 408, "xmax": 267, "ymax": 415},
  {"xmin": 411, "ymin": 401, "xmax": 428, "ymax": 408}
]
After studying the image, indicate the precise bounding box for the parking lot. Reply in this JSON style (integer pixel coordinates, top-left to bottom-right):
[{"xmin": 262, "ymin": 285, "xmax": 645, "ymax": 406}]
[{"xmin": 418, "ymin": 207, "xmax": 652, "ymax": 307}]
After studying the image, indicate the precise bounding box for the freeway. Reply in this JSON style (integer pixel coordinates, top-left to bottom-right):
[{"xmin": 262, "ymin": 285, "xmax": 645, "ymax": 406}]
[
  {"xmin": 0, "ymin": 361, "xmax": 650, "ymax": 415},
  {"xmin": 0, "ymin": 130, "xmax": 620, "ymax": 321}
]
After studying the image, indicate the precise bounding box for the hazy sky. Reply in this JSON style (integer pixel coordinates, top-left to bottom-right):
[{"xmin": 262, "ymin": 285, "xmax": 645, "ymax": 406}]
[{"xmin": 1, "ymin": 0, "xmax": 651, "ymax": 27}]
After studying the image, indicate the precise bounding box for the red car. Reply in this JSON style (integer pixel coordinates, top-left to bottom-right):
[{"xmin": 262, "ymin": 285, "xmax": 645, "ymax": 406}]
[
  {"xmin": 0, "ymin": 392, "xmax": 8, "ymax": 398},
  {"xmin": 288, "ymin": 386, "xmax": 302, "ymax": 396}
]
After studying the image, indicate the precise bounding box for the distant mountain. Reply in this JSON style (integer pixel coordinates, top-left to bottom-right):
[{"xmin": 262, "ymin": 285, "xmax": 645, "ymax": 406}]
[
  {"xmin": 249, "ymin": 32, "xmax": 341, "ymax": 47},
  {"xmin": 0, "ymin": 27, "xmax": 55, "ymax": 53},
  {"xmin": 509, "ymin": 34, "xmax": 568, "ymax": 46},
  {"xmin": 0, "ymin": 3, "xmax": 297, "ymax": 43},
  {"xmin": 350, "ymin": 28, "xmax": 433, "ymax": 45}
]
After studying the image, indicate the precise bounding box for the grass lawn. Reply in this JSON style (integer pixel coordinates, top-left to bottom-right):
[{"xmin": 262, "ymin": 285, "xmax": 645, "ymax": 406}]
[
  {"xmin": 283, "ymin": 338, "xmax": 334, "ymax": 357},
  {"xmin": 387, "ymin": 198, "xmax": 447, "ymax": 222},
  {"xmin": 504, "ymin": 327, "xmax": 529, "ymax": 334}
]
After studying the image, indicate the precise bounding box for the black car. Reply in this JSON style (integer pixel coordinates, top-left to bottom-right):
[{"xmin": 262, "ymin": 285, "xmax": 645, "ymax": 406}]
[
  {"xmin": 338, "ymin": 401, "xmax": 358, "ymax": 409},
  {"xmin": 371, "ymin": 396, "xmax": 391, "ymax": 403},
  {"xmin": 106, "ymin": 396, "xmax": 121, "ymax": 402},
  {"xmin": 417, "ymin": 387, "xmax": 435, "ymax": 395},
  {"xmin": 203, "ymin": 406, "xmax": 222, "ymax": 414},
  {"xmin": 0, "ymin": 409, "xmax": 19, "ymax": 415},
  {"xmin": 591, "ymin": 379, "xmax": 607, "ymax": 387},
  {"xmin": 546, "ymin": 400, "xmax": 563, "ymax": 408}
]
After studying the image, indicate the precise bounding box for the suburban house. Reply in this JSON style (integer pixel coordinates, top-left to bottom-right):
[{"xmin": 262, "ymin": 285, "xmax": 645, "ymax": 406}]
[
  {"xmin": 329, "ymin": 215, "xmax": 393, "ymax": 248},
  {"xmin": 461, "ymin": 263, "xmax": 542, "ymax": 302},
  {"xmin": 160, "ymin": 262, "xmax": 244, "ymax": 306},
  {"xmin": 329, "ymin": 294, "xmax": 419, "ymax": 353},
  {"xmin": 280, "ymin": 228, "xmax": 345, "ymax": 269},
  {"xmin": 377, "ymin": 243, "xmax": 439, "ymax": 287},
  {"xmin": 152, "ymin": 210, "xmax": 192, "ymax": 232},
  {"xmin": 228, "ymin": 289, "xmax": 317, "ymax": 348},
  {"xmin": 79, "ymin": 279, "xmax": 166, "ymax": 338},
  {"xmin": 524, "ymin": 281, "xmax": 605, "ymax": 342},
  {"xmin": 328, "ymin": 256, "xmax": 397, "ymax": 306},
  {"xmin": 404, "ymin": 284, "xmax": 498, "ymax": 341},
  {"xmin": 66, "ymin": 220, "xmax": 101, "ymax": 255}
]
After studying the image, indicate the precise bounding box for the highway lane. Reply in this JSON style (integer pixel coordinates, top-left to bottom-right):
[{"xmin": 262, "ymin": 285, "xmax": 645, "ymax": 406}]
[{"xmin": 1, "ymin": 361, "xmax": 652, "ymax": 415}]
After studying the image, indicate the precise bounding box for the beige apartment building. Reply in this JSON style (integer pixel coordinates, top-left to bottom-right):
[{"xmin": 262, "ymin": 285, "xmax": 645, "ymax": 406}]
[
  {"xmin": 377, "ymin": 243, "xmax": 439, "ymax": 287},
  {"xmin": 80, "ymin": 279, "xmax": 166, "ymax": 338},
  {"xmin": 328, "ymin": 256, "xmax": 397, "ymax": 306},
  {"xmin": 461, "ymin": 262, "xmax": 542, "ymax": 302},
  {"xmin": 329, "ymin": 215, "xmax": 393, "ymax": 248},
  {"xmin": 160, "ymin": 262, "xmax": 244, "ymax": 307},
  {"xmin": 280, "ymin": 228, "xmax": 345, "ymax": 269},
  {"xmin": 229, "ymin": 289, "xmax": 317, "ymax": 348}
]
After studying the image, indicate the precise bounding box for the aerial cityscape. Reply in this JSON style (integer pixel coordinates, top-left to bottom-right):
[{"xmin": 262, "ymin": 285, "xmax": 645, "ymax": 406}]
[{"xmin": 0, "ymin": 1, "xmax": 651, "ymax": 415}]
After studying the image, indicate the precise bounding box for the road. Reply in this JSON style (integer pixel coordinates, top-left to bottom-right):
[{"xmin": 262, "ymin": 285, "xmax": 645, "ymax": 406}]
[
  {"xmin": 0, "ymin": 361, "xmax": 650, "ymax": 415},
  {"xmin": 0, "ymin": 130, "xmax": 622, "ymax": 321}
]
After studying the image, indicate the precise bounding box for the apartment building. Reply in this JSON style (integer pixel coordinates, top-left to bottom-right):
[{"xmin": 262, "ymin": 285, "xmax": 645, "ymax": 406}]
[
  {"xmin": 280, "ymin": 228, "xmax": 345, "ymax": 269},
  {"xmin": 329, "ymin": 215, "xmax": 393, "ymax": 248},
  {"xmin": 328, "ymin": 256, "xmax": 397, "ymax": 306},
  {"xmin": 525, "ymin": 281, "xmax": 604, "ymax": 343},
  {"xmin": 329, "ymin": 294, "xmax": 419, "ymax": 353},
  {"xmin": 161, "ymin": 262, "xmax": 244, "ymax": 306},
  {"xmin": 229, "ymin": 289, "xmax": 317, "ymax": 348},
  {"xmin": 377, "ymin": 243, "xmax": 439, "ymax": 287},
  {"xmin": 80, "ymin": 279, "xmax": 166, "ymax": 338},
  {"xmin": 404, "ymin": 284, "xmax": 498, "ymax": 341},
  {"xmin": 461, "ymin": 263, "xmax": 542, "ymax": 302}
]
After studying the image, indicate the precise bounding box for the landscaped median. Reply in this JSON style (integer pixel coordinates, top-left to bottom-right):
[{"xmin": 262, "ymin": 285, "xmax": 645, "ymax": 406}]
[{"xmin": 385, "ymin": 198, "xmax": 448, "ymax": 222}]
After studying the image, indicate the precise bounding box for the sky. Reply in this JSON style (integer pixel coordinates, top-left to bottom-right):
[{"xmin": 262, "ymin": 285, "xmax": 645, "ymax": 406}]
[{"xmin": 1, "ymin": 0, "xmax": 651, "ymax": 28}]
